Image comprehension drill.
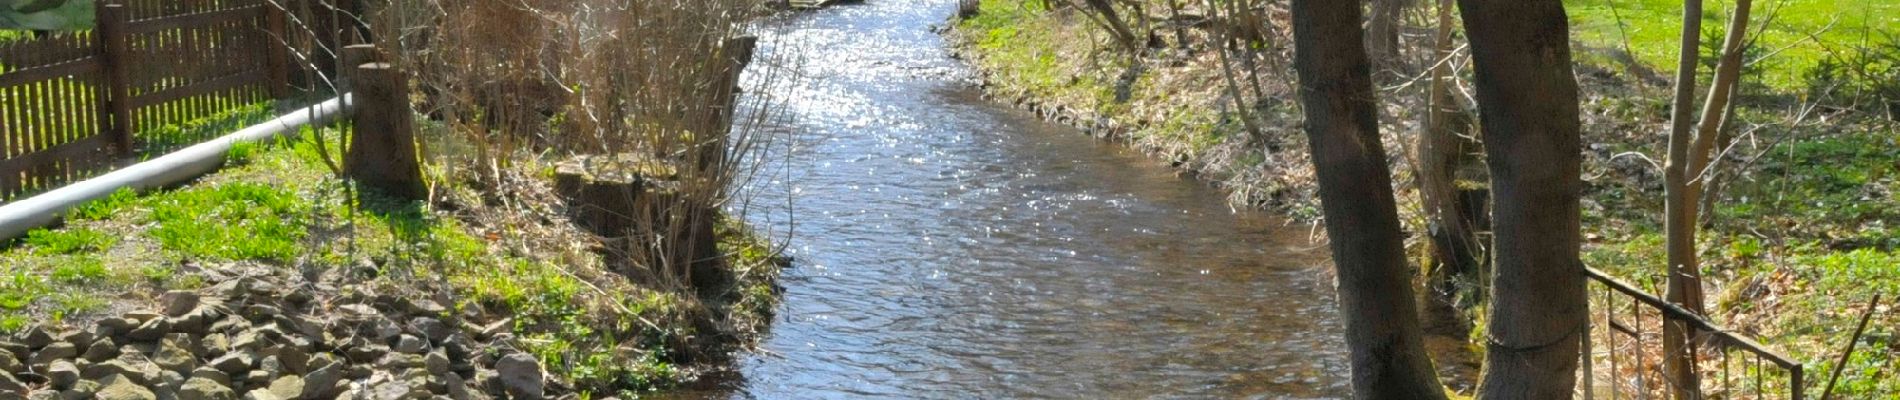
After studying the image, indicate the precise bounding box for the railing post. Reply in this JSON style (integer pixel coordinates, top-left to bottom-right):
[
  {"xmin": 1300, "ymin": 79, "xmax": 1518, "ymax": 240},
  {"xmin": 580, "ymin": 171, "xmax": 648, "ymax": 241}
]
[{"xmin": 95, "ymin": 1, "xmax": 135, "ymax": 156}]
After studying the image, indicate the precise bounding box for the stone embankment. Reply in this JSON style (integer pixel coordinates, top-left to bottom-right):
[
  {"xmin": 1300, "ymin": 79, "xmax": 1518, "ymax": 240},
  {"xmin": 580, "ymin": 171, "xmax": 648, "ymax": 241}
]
[{"xmin": 0, "ymin": 272, "xmax": 554, "ymax": 400}]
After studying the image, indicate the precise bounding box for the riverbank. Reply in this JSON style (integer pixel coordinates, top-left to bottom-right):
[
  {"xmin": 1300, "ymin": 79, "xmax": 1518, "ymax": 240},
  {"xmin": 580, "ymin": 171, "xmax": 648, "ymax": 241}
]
[
  {"xmin": 0, "ymin": 118, "xmax": 785, "ymax": 397},
  {"xmin": 950, "ymin": 0, "xmax": 1896, "ymax": 395}
]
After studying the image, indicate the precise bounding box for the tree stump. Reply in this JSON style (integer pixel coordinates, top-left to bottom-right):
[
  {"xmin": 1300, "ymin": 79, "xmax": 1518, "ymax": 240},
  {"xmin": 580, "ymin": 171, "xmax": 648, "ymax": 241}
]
[
  {"xmin": 553, "ymin": 156, "xmax": 729, "ymax": 293},
  {"xmin": 346, "ymin": 61, "xmax": 426, "ymax": 201}
]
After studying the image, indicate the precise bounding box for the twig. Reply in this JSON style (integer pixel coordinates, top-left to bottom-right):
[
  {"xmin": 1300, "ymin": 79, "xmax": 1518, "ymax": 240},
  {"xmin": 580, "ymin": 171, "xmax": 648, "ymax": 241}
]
[{"xmin": 1820, "ymin": 293, "xmax": 1882, "ymax": 400}]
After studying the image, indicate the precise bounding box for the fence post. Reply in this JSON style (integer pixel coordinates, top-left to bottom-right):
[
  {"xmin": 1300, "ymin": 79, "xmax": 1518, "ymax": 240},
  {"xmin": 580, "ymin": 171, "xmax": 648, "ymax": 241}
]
[
  {"xmin": 95, "ymin": 1, "xmax": 135, "ymax": 156},
  {"xmin": 265, "ymin": 1, "xmax": 291, "ymax": 99},
  {"xmin": 346, "ymin": 57, "xmax": 425, "ymax": 201}
]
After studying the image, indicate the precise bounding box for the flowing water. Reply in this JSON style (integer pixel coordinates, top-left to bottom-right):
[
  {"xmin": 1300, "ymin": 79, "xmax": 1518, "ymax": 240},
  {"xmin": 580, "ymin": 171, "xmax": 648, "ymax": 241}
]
[{"xmin": 678, "ymin": 1, "xmax": 1351, "ymax": 397}]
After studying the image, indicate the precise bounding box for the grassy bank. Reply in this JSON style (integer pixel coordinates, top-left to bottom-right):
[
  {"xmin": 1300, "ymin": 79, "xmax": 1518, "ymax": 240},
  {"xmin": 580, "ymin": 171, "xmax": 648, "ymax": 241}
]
[
  {"xmin": 0, "ymin": 126, "xmax": 784, "ymax": 396},
  {"xmin": 953, "ymin": 0, "xmax": 1895, "ymax": 395}
]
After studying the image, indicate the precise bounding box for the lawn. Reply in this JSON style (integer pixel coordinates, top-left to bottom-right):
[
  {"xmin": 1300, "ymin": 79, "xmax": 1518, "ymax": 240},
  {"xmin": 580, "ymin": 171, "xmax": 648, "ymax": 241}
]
[{"xmin": 1567, "ymin": 0, "xmax": 1900, "ymax": 91}]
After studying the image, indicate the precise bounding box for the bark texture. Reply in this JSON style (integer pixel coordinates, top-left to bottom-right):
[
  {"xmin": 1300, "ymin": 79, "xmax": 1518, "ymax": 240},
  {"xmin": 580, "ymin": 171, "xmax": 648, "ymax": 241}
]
[
  {"xmin": 1289, "ymin": 0, "xmax": 1447, "ymax": 397},
  {"xmin": 1455, "ymin": 0, "xmax": 1588, "ymax": 397}
]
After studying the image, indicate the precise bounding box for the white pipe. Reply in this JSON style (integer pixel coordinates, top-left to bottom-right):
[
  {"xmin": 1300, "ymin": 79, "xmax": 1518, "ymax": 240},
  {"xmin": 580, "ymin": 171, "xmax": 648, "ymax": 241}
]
[{"xmin": 0, "ymin": 95, "xmax": 350, "ymax": 241}]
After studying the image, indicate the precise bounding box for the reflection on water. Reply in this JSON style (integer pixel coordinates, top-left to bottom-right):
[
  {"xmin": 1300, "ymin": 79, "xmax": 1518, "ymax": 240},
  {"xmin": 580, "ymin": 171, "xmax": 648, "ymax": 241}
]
[{"xmin": 676, "ymin": 0, "xmax": 1351, "ymax": 397}]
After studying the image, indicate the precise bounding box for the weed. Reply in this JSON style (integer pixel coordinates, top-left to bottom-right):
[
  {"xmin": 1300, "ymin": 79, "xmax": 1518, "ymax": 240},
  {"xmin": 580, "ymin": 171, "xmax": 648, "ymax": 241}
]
[
  {"xmin": 69, "ymin": 188, "xmax": 138, "ymax": 221},
  {"xmin": 25, "ymin": 228, "xmax": 117, "ymax": 255},
  {"xmin": 49, "ymin": 256, "xmax": 109, "ymax": 284},
  {"xmin": 146, "ymin": 182, "xmax": 310, "ymax": 262}
]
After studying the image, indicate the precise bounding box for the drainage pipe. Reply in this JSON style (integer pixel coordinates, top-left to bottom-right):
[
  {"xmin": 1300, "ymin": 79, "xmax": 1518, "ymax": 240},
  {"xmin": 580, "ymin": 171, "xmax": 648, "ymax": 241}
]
[{"xmin": 0, "ymin": 95, "xmax": 350, "ymax": 241}]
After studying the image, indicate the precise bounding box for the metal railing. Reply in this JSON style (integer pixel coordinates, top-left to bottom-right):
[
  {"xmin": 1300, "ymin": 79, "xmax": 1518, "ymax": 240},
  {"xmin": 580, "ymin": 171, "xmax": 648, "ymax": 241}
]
[{"xmin": 1582, "ymin": 267, "xmax": 1805, "ymax": 399}]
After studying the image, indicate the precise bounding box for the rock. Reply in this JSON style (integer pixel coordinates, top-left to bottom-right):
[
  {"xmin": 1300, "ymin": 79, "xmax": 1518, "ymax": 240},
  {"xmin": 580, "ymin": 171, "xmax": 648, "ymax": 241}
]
[
  {"xmin": 178, "ymin": 377, "xmax": 236, "ymax": 400},
  {"xmin": 471, "ymin": 370, "xmax": 500, "ymax": 395},
  {"xmin": 56, "ymin": 331, "xmax": 93, "ymax": 349},
  {"xmin": 207, "ymin": 319, "xmax": 247, "ymax": 337},
  {"xmin": 243, "ymin": 305, "xmax": 280, "ymax": 323},
  {"xmin": 17, "ymin": 327, "xmax": 54, "ymax": 349},
  {"xmin": 0, "ymin": 371, "xmax": 26, "ymax": 392},
  {"xmin": 392, "ymin": 335, "xmax": 426, "ymax": 354},
  {"xmin": 161, "ymin": 291, "xmax": 201, "ymax": 317},
  {"xmin": 62, "ymin": 378, "xmax": 102, "ymax": 400},
  {"xmin": 443, "ymin": 373, "xmax": 471, "ymax": 400},
  {"xmin": 124, "ymin": 312, "xmax": 162, "ymax": 324},
  {"xmin": 83, "ymin": 339, "xmax": 120, "ymax": 362},
  {"xmin": 401, "ymin": 299, "xmax": 446, "ymax": 317},
  {"xmin": 0, "ymin": 351, "xmax": 21, "ymax": 373},
  {"xmin": 25, "ymin": 390, "xmax": 56, "ymax": 400},
  {"xmin": 344, "ymin": 365, "xmax": 371, "ymax": 380},
  {"xmin": 265, "ymin": 376, "xmax": 303, "ymax": 399},
  {"xmin": 197, "ymin": 334, "xmax": 229, "ymax": 358},
  {"xmin": 47, "ymin": 360, "xmax": 79, "ymax": 390},
  {"xmin": 189, "ymin": 367, "xmax": 229, "ymax": 387},
  {"xmin": 258, "ymin": 356, "xmax": 285, "ymax": 378},
  {"xmin": 83, "ymin": 359, "xmax": 159, "ymax": 385},
  {"xmin": 157, "ymin": 370, "xmax": 187, "ymax": 394},
  {"xmin": 152, "ymin": 340, "xmax": 197, "ymax": 374},
  {"xmin": 407, "ymin": 319, "xmax": 451, "ymax": 344},
  {"xmin": 97, "ymin": 374, "xmax": 158, "ymax": 400},
  {"xmin": 29, "ymin": 342, "xmax": 77, "ymax": 367},
  {"xmin": 423, "ymin": 351, "xmax": 449, "ymax": 376},
  {"xmin": 96, "ymin": 318, "xmax": 136, "ymax": 338},
  {"xmin": 344, "ymin": 344, "xmax": 387, "ymax": 364},
  {"xmin": 301, "ymin": 361, "xmax": 343, "ymax": 399},
  {"xmin": 244, "ymin": 370, "xmax": 270, "ymax": 387},
  {"xmin": 495, "ymin": 353, "xmax": 543, "ymax": 400},
  {"xmin": 376, "ymin": 354, "xmax": 424, "ymax": 370},
  {"xmin": 208, "ymin": 353, "xmax": 253, "ymax": 375},
  {"xmin": 126, "ymin": 319, "xmax": 173, "ymax": 342},
  {"xmin": 364, "ymin": 319, "xmax": 400, "ymax": 342},
  {"xmin": 0, "ymin": 342, "xmax": 28, "ymax": 361}
]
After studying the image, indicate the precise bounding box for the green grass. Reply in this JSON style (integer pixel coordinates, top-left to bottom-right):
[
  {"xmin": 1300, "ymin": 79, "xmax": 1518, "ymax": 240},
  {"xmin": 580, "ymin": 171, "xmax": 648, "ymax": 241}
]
[{"xmin": 1566, "ymin": 0, "xmax": 1900, "ymax": 91}]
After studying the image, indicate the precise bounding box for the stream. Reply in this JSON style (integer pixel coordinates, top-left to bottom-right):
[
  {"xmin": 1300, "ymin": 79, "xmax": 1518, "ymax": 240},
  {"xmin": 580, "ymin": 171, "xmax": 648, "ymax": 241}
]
[{"xmin": 676, "ymin": 0, "xmax": 1352, "ymax": 397}]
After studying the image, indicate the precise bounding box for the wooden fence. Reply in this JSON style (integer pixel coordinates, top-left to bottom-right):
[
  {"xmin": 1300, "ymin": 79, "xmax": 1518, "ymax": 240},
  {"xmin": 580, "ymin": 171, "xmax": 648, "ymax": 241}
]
[{"xmin": 0, "ymin": 0, "xmax": 357, "ymax": 201}]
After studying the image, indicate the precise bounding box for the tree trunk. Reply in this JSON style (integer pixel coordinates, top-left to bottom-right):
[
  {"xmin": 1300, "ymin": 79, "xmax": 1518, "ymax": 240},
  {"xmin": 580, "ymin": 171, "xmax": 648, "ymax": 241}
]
[
  {"xmin": 1416, "ymin": 0, "xmax": 1484, "ymax": 336},
  {"xmin": 1289, "ymin": 0, "xmax": 1448, "ymax": 398},
  {"xmin": 1662, "ymin": 0, "xmax": 1709, "ymax": 396},
  {"xmin": 1368, "ymin": 0, "xmax": 1409, "ymax": 77},
  {"xmin": 1455, "ymin": 0, "xmax": 1588, "ymax": 397}
]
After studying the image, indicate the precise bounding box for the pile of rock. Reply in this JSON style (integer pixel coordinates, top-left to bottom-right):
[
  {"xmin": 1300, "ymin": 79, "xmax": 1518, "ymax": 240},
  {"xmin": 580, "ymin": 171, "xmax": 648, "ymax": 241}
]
[{"xmin": 0, "ymin": 276, "xmax": 550, "ymax": 400}]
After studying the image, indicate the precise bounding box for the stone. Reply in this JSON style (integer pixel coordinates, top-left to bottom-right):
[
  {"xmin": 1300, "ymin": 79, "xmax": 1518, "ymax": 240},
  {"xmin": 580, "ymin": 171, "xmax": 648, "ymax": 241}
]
[
  {"xmin": 0, "ymin": 342, "xmax": 28, "ymax": 361},
  {"xmin": 178, "ymin": 377, "xmax": 236, "ymax": 400},
  {"xmin": 408, "ymin": 319, "xmax": 452, "ymax": 345},
  {"xmin": 96, "ymin": 318, "xmax": 136, "ymax": 337},
  {"xmin": 401, "ymin": 299, "xmax": 446, "ymax": 317},
  {"xmin": 47, "ymin": 360, "xmax": 80, "ymax": 390},
  {"xmin": 376, "ymin": 354, "xmax": 424, "ymax": 370},
  {"xmin": 152, "ymin": 340, "xmax": 197, "ymax": 374},
  {"xmin": 495, "ymin": 353, "xmax": 543, "ymax": 400},
  {"xmin": 157, "ymin": 370, "xmax": 187, "ymax": 394},
  {"xmin": 301, "ymin": 361, "xmax": 343, "ymax": 399},
  {"xmin": 124, "ymin": 312, "xmax": 162, "ymax": 324},
  {"xmin": 26, "ymin": 390, "xmax": 56, "ymax": 400},
  {"xmin": 96, "ymin": 374, "xmax": 158, "ymax": 400},
  {"xmin": 29, "ymin": 342, "xmax": 77, "ymax": 367},
  {"xmin": 265, "ymin": 376, "xmax": 303, "ymax": 399},
  {"xmin": 0, "ymin": 371, "xmax": 25, "ymax": 392},
  {"xmin": 189, "ymin": 367, "xmax": 229, "ymax": 387},
  {"xmin": 56, "ymin": 331, "xmax": 93, "ymax": 349},
  {"xmin": 0, "ymin": 351, "xmax": 21, "ymax": 373},
  {"xmin": 198, "ymin": 334, "xmax": 229, "ymax": 358},
  {"xmin": 423, "ymin": 351, "xmax": 449, "ymax": 376},
  {"xmin": 17, "ymin": 327, "xmax": 54, "ymax": 349},
  {"xmin": 442, "ymin": 373, "xmax": 471, "ymax": 400},
  {"xmin": 344, "ymin": 344, "xmax": 387, "ymax": 364},
  {"xmin": 344, "ymin": 365, "xmax": 371, "ymax": 380},
  {"xmin": 161, "ymin": 291, "xmax": 201, "ymax": 318},
  {"xmin": 258, "ymin": 356, "xmax": 285, "ymax": 378},
  {"xmin": 208, "ymin": 353, "xmax": 253, "ymax": 375},
  {"xmin": 243, "ymin": 305, "xmax": 280, "ymax": 323},
  {"xmin": 64, "ymin": 378, "xmax": 102, "ymax": 399},
  {"xmin": 126, "ymin": 319, "xmax": 173, "ymax": 342},
  {"xmin": 83, "ymin": 359, "xmax": 159, "ymax": 385},
  {"xmin": 82, "ymin": 339, "xmax": 120, "ymax": 362},
  {"xmin": 392, "ymin": 335, "xmax": 426, "ymax": 354},
  {"xmin": 245, "ymin": 370, "xmax": 270, "ymax": 387}
]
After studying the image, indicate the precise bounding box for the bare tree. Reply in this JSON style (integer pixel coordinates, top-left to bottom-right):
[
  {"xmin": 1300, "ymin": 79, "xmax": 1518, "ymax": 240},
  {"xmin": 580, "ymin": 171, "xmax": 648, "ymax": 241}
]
[
  {"xmin": 1454, "ymin": 0, "xmax": 1588, "ymax": 397},
  {"xmin": 1415, "ymin": 0, "xmax": 1484, "ymax": 335},
  {"xmin": 1288, "ymin": 0, "xmax": 1449, "ymax": 397},
  {"xmin": 1661, "ymin": 0, "xmax": 1755, "ymax": 395}
]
